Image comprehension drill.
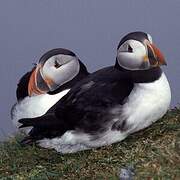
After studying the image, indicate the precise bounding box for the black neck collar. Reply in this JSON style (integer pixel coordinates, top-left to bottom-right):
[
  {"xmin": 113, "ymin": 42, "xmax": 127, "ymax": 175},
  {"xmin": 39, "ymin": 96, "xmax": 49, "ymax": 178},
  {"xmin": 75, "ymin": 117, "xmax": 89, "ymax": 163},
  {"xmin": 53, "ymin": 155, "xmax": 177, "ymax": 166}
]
[{"xmin": 115, "ymin": 59, "xmax": 162, "ymax": 83}]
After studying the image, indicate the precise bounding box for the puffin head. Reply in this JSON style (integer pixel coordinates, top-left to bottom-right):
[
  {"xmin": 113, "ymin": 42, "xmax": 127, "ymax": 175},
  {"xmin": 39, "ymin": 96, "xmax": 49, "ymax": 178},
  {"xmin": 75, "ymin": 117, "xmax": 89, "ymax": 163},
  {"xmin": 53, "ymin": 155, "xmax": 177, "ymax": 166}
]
[
  {"xmin": 28, "ymin": 48, "xmax": 81, "ymax": 96},
  {"xmin": 116, "ymin": 31, "xmax": 166, "ymax": 71}
]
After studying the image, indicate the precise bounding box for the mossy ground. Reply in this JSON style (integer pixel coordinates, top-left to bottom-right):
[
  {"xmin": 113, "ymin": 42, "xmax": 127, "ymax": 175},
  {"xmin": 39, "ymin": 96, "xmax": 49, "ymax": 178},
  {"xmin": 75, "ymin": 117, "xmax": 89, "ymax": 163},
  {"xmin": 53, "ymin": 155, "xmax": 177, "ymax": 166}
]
[{"xmin": 0, "ymin": 108, "xmax": 180, "ymax": 179}]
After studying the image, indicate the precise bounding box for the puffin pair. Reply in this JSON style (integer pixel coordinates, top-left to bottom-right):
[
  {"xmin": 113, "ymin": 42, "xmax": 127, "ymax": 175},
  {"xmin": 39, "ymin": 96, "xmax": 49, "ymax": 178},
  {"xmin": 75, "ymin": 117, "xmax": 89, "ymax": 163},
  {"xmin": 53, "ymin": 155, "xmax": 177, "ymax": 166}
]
[
  {"xmin": 11, "ymin": 48, "xmax": 89, "ymax": 134},
  {"xmin": 15, "ymin": 32, "xmax": 171, "ymax": 153}
]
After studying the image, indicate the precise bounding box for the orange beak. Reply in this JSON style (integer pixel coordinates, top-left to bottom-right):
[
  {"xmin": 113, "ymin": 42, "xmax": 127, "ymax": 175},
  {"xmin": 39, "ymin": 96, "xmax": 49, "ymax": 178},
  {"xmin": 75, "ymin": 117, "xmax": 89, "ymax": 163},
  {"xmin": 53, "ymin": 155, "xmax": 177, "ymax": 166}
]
[
  {"xmin": 145, "ymin": 39, "xmax": 167, "ymax": 66},
  {"xmin": 28, "ymin": 65, "xmax": 54, "ymax": 96},
  {"xmin": 150, "ymin": 43, "xmax": 167, "ymax": 65}
]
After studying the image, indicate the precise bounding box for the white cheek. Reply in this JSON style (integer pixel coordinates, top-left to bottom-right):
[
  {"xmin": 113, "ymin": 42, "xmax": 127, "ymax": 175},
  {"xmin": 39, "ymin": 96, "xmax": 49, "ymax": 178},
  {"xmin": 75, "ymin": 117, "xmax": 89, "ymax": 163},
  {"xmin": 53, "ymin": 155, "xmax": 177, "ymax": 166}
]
[
  {"xmin": 52, "ymin": 60, "xmax": 80, "ymax": 85},
  {"xmin": 41, "ymin": 63, "xmax": 58, "ymax": 80},
  {"xmin": 41, "ymin": 59, "xmax": 80, "ymax": 89},
  {"xmin": 117, "ymin": 53, "xmax": 144, "ymax": 70},
  {"xmin": 117, "ymin": 41, "xmax": 148, "ymax": 70}
]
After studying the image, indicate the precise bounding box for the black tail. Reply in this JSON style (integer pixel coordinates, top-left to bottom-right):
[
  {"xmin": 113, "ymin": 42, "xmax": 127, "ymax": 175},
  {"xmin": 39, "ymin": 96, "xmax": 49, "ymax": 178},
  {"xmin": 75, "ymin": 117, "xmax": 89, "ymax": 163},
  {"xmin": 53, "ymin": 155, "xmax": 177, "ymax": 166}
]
[
  {"xmin": 18, "ymin": 114, "xmax": 67, "ymax": 142},
  {"xmin": 18, "ymin": 114, "xmax": 62, "ymax": 129}
]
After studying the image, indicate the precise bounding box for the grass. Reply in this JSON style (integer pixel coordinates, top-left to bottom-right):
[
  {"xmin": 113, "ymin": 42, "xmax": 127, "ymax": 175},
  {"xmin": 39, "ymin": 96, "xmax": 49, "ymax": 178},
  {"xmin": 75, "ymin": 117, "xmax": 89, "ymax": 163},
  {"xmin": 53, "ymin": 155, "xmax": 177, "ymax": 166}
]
[{"xmin": 0, "ymin": 108, "xmax": 180, "ymax": 179}]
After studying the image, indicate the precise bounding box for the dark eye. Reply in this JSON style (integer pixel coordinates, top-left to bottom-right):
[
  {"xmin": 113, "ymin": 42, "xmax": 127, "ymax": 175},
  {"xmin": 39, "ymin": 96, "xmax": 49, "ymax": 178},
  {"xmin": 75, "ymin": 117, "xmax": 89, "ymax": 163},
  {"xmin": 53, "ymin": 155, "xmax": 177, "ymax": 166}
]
[
  {"xmin": 54, "ymin": 60, "xmax": 61, "ymax": 68},
  {"xmin": 128, "ymin": 45, "xmax": 133, "ymax": 52}
]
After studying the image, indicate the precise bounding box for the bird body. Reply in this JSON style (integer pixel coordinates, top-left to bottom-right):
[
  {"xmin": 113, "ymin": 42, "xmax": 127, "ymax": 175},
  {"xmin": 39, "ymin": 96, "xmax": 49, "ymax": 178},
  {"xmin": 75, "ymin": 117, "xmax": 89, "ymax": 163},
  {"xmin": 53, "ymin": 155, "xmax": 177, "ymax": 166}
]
[
  {"xmin": 19, "ymin": 66, "xmax": 171, "ymax": 153},
  {"xmin": 18, "ymin": 32, "xmax": 171, "ymax": 153},
  {"xmin": 12, "ymin": 48, "xmax": 89, "ymax": 134}
]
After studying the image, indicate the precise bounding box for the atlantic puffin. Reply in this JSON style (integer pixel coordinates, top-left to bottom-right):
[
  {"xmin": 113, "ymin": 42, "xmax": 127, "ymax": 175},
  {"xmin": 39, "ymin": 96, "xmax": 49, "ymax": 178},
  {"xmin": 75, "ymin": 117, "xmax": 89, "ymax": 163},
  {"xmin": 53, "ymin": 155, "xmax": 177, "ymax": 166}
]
[
  {"xmin": 12, "ymin": 48, "xmax": 89, "ymax": 134},
  {"xmin": 18, "ymin": 32, "xmax": 171, "ymax": 153}
]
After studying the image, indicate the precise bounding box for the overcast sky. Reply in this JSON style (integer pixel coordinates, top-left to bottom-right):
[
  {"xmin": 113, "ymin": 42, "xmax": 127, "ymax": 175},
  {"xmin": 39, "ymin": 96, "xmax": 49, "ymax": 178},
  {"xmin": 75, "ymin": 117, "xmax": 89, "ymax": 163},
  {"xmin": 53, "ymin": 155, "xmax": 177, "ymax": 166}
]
[{"xmin": 0, "ymin": 0, "xmax": 180, "ymax": 138}]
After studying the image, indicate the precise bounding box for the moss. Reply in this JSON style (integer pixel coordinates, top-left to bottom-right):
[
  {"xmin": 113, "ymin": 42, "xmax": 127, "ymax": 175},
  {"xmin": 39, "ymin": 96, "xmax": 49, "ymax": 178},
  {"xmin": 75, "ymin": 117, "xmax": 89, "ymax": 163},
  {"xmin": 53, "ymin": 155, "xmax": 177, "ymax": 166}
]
[{"xmin": 0, "ymin": 108, "xmax": 180, "ymax": 179}]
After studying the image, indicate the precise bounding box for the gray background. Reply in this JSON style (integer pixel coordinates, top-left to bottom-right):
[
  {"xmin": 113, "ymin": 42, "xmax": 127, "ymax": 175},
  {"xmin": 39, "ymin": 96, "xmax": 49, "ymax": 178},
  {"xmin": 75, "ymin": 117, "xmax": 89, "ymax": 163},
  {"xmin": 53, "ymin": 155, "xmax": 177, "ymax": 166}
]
[{"xmin": 0, "ymin": 0, "xmax": 180, "ymax": 138}]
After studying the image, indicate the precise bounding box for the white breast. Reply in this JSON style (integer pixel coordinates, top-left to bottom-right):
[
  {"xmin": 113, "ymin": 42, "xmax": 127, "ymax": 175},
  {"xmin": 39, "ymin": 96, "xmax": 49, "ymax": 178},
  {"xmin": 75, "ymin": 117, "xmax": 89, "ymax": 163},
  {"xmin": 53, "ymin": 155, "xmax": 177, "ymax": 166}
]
[
  {"xmin": 121, "ymin": 72, "xmax": 171, "ymax": 133},
  {"xmin": 11, "ymin": 89, "xmax": 70, "ymax": 134}
]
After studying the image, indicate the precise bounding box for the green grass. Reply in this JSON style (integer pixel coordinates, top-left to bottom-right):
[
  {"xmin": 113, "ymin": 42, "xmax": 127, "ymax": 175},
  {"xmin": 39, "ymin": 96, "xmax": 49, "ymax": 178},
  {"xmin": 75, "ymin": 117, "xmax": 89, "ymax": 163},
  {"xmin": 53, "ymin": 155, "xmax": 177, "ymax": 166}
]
[{"xmin": 0, "ymin": 108, "xmax": 180, "ymax": 179}]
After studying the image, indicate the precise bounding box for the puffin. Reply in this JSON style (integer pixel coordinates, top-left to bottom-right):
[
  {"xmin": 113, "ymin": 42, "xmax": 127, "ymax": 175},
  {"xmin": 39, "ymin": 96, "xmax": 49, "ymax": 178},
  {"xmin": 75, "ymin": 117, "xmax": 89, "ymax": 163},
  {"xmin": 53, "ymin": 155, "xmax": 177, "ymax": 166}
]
[
  {"xmin": 18, "ymin": 32, "xmax": 171, "ymax": 153},
  {"xmin": 11, "ymin": 48, "xmax": 89, "ymax": 134}
]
